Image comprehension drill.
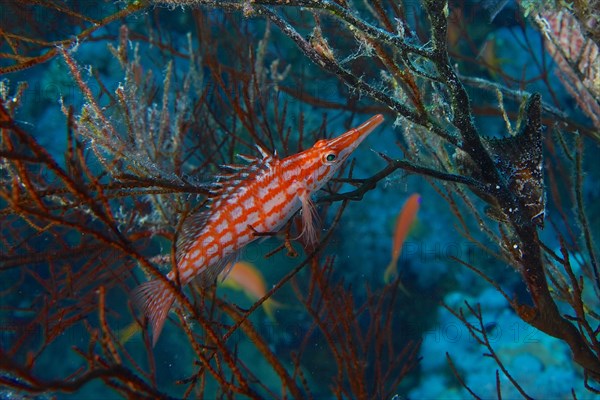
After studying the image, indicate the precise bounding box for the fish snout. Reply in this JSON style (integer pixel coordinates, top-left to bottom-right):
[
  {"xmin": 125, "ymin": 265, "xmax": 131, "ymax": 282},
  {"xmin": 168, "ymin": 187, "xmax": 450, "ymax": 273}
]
[{"xmin": 329, "ymin": 114, "xmax": 384, "ymax": 160}]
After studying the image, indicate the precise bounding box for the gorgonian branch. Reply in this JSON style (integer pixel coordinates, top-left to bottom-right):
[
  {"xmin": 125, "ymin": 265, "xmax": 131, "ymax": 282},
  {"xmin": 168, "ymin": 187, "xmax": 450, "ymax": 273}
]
[
  {"xmin": 320, "ymin": 153, "xmax": 486, "ymax": 203},
  {"xmin": 255, "ymin": 5, "xmax": 461, "ymax": 147}
]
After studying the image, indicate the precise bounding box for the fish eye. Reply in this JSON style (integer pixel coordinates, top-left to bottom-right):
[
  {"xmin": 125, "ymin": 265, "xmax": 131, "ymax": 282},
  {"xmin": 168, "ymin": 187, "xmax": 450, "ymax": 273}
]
[{"xmin": 324, "ymin": 153, "xmax": 337, "ymax": 163}]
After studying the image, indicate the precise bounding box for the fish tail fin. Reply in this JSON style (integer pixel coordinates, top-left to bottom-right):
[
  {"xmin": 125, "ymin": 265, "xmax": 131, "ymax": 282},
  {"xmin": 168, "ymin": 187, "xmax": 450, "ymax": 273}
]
[
  {"xmin": 396, "ymin": 279, "xmax": 411, "ymax": 297},
  {"xmin": 383, "ymin": 261, "xmax": 397, "ymax": 284},
  {"xmin": 383, "ymin": 263, "xmax": 411, "ymax": 296},
  {"xmin": 131, "ymin": 279, "xmax": 175, "ymax": 346}
]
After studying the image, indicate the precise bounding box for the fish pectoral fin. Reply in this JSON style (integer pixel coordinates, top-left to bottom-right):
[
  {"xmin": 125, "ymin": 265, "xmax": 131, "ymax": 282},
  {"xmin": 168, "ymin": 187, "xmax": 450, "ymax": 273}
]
[{"xmin": 299, "ymin": 189, "xmax": 320, "ymax": 246}]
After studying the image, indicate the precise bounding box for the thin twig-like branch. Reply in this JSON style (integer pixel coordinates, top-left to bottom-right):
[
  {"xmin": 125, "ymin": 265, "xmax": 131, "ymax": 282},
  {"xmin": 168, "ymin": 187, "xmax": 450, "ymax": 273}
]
[{"xmin": 320, "ymin": 153, "xmax": 485, "ymax": 203}]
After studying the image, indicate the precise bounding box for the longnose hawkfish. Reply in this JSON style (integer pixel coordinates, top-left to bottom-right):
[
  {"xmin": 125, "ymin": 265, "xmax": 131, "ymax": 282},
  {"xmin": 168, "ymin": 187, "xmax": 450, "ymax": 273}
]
[{"xmin": 133, "ymin": 114, "xmax": 385, "ymax": 345}]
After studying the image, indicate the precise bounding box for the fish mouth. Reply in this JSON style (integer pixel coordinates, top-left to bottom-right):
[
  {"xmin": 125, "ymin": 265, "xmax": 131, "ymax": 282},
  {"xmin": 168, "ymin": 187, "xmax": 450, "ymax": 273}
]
[{"xmin": 329, "ymin": 114, "xmax": 385, "ymax": 156}]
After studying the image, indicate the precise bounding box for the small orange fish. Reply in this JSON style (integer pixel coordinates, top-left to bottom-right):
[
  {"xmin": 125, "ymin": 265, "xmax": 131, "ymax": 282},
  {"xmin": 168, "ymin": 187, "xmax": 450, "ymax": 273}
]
[
  {"xmin": 118, "ymin": 320, "xmax": 142, "ymax": 345},
  {"xmin": 133, "ymin": 115, "xmax": 385, "ymax": 345},
  {"xmin": 383, "ymin": 194, "xmax": 421, "ymax": 287},
  {"xmin": 220, "ymin": 261, "xmax": 280, "ymax": 320}
]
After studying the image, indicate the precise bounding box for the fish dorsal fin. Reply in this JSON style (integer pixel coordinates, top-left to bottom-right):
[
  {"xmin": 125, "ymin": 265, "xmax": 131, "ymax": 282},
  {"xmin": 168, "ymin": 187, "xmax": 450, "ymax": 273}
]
[
  {"xmin": 254, "ymin": 143, "xmax": 273, "ymax": 158},
  {"xmin": 176, "ymin": 209, "xmax": 211, "ymax": 265},
  {"xmin": 209, "ymin": 152, "xmax": 277, "ymax": 203}
]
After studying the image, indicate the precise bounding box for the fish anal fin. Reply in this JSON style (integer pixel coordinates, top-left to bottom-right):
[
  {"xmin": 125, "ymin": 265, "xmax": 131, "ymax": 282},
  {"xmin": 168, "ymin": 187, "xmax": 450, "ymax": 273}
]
[
  {"xmin": 193, "ymin": 251, "xmax": 239, "ymax": 288},
  {"xmin": 131, "ymin": 279, "xmax": 176, "ymax": 347},
  {"xmin": 218, "ymin": 256, "xmax": 238, "ymax": 283}
]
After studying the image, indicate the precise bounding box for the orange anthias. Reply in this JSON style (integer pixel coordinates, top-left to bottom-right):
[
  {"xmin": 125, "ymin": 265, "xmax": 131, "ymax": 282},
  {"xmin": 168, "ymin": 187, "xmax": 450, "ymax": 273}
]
[
  {"xmin": 220, "ymin": 261, "xmax": 281, "ymax": 321},
  {"xmin": 383, "ymin": 193, "xmax": 421, "ymax": 286},
  {"xmin": 133, "ymin": 114, "xmax": 385, "ymax": 345}
]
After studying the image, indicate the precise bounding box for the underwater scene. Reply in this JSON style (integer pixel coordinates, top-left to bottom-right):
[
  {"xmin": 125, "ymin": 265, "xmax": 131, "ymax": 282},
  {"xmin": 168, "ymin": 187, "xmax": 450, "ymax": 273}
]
[{"xmin": 1, "ymin": 0, "xmax": 599, "ymax": 398}]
